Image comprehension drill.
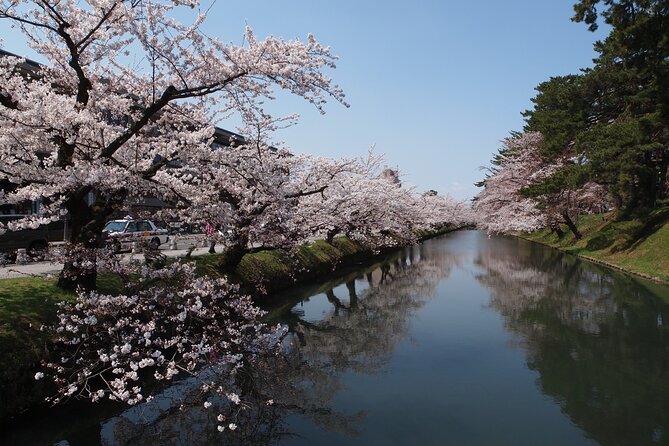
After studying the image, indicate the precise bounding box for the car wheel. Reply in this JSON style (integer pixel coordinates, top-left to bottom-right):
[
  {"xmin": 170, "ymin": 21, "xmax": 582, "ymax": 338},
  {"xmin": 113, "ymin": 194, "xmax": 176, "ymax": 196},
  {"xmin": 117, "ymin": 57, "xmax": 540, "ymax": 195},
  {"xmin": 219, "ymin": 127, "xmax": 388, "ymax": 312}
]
[
  {"xmin": 28, "ymin": 240, "xmax": 48, "ymax": 259},
  {"xmin": 149, "ymin": 238, "xmax": 160, "ymax": 250}
]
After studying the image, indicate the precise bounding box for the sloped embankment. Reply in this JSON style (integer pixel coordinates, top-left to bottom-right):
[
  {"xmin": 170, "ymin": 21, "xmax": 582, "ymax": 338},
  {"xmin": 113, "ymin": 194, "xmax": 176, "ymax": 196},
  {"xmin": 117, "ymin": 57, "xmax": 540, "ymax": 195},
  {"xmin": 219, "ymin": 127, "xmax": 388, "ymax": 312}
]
[
  {"xmin": 520, "ymin": 207, "xmax": 669, "ymax": 284},
  {"xmin": 197, "ymin": 227, "xmax": 459, "ymax": 296}
]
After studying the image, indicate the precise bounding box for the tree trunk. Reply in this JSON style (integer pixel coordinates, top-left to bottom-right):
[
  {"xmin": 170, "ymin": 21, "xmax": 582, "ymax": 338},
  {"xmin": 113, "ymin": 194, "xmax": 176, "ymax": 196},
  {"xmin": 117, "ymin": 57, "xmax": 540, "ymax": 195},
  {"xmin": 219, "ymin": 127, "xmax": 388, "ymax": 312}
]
[
  {"xmin": 220, "ymin": 232, "xmax": 250, "ymax": 272},
  {"xmin": 326, "ymin": 228, "xmax": 340, "ymax": 244},
  {"xmin": 59, "ymin": 257, "xmax": 98, "ymax": 292},
  {"xmin": 658, "ymin": 150, "xmax": 668, "ymax": 200},
  {"xmin": 220, "ymin": 243, "xmax": 246, "ymax": 272},
  {"xmin": 346, "ymin": 280, "xmax": 358, "ymax": 310},
  {"xmin": 550, "ymin": 221, "xmax": 564, "ymax": 238},
  {"xmin": 325, "ymin": 289, "xmax": 346, "ymax": 315},
  {"xmin": 58, "ymin": 188, "xmax": 124, "ymax": 291},
  {"xmin": 562, "ymin": 212, "xmax": 582, "ymax": 240}
]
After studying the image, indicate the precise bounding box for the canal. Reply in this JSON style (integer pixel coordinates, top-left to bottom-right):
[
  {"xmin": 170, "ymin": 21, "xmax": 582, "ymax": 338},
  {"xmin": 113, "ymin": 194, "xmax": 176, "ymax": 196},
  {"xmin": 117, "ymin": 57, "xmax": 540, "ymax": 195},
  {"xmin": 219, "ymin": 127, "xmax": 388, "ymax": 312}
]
[{"xmin": 2, "ymin": 230, "xmax": 669, "ymax": 445}]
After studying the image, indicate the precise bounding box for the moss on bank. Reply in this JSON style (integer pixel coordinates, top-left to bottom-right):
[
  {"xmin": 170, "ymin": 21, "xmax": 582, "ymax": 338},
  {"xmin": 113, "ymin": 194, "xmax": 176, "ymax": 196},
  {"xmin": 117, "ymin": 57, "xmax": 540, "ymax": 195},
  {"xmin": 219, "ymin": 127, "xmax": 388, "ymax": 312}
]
[
  {"xmin": 183, "ymin": 237, "xmax": 373, "ymax": 295},
  {"xmin": 520, "ymin": 206, "xmax": 669, "ymax": 283},
  {"xmin": 232, "ymin": 238, "xmax": 371, "ymax": 294},
  {"xmin": 229, "ymin": 226, "xmax": 459, "ymax": 295}
]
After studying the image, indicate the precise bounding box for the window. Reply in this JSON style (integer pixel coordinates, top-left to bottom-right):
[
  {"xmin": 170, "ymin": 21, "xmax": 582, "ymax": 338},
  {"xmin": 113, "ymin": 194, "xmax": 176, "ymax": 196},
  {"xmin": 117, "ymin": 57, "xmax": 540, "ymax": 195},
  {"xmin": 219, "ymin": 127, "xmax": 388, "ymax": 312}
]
[{"xmin": 138, "ymin": 221, "xmax": 152, "ymax": 232}]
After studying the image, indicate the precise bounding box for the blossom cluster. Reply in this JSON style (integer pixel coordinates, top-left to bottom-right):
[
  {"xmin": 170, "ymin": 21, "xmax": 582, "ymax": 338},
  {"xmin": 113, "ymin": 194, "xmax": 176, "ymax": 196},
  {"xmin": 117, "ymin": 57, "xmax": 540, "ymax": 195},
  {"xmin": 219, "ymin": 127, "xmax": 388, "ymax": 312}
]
[{"xmin": 38, "ymin": 261, "xmax": 278, "ymax": 405}]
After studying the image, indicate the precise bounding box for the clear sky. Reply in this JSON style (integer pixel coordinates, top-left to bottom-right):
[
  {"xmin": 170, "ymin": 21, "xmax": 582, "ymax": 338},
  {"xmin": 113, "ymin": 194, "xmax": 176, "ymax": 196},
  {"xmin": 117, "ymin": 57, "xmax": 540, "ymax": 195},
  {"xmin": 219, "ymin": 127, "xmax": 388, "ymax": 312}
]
[{"xmin": 0, "ymin": 0, "xmax": 608, "ymax": 200}]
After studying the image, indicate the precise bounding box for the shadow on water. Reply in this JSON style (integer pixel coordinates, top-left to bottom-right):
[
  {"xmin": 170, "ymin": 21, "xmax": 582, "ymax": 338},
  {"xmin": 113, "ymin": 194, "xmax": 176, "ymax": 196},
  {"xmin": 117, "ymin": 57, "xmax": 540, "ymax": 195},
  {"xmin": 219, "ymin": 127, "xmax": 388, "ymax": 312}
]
[{"xmin": 475, "ymin": 235, "xmax": 669, "ymax": 446}]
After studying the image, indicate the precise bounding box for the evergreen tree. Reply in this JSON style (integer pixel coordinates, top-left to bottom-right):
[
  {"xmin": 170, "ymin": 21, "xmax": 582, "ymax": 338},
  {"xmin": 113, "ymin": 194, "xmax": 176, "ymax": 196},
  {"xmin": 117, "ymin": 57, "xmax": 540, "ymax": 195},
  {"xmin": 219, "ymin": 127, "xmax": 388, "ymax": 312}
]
[{"xmin": 573, "ymin": 0, "xmax": 669, "ymax": 208}]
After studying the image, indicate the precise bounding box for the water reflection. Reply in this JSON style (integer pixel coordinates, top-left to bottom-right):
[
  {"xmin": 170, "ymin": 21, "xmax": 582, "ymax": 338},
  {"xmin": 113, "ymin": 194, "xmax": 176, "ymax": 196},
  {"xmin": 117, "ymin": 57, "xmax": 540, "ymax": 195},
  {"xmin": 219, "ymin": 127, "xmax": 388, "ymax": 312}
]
[
  {"xmin": 4, "ymin": 233, "xmax": 669, "ymax": 445},
  {"xmin": 280, "ymin": 243, "xmax": 462, "ymax": 376},
  {"xmin": 97, "ymin": 354, "xmax": 365, "ymax": 445},
  {"xmin": 82, "ymin": 243, "xmax": 462, "ymax": 445},
  {"xmin": 475, "ymin": 236, "xmax": 669, "ymax": 446}
]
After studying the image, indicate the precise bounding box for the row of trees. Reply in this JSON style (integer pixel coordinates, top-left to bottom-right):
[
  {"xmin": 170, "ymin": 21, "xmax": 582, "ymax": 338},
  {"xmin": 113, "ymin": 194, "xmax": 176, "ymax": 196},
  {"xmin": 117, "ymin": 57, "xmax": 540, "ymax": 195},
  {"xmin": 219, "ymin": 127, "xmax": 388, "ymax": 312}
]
[
  {"xmin": 474, "ymin": 131, "xmax": 607, "ymax": 237},
  {"xmin": 0, "ymin": 0, "xmax": 471, "ymax": 412},
  {"xmin": 475, "ymin": 0, "xmax": 669, "ymax": 235},
  {"xmin": 0, "ymin": 0, "xmax": 471, "ymax": 290}
]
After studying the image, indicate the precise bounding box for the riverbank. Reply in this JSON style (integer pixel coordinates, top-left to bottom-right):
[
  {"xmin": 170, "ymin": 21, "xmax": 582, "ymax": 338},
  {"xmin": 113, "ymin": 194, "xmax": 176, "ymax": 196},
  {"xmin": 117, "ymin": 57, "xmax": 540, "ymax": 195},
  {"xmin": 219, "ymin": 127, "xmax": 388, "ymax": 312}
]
[
  {"xmin": 0, "ymin": 226, "xmax": 459, "ymax": 419},
  {"xmin": 518, "ymin": 207, "xmax": 669, "ymax": 284},
  {"xmin": 198, "ymin": 226, "xmax": 460, "ymax": 296}
]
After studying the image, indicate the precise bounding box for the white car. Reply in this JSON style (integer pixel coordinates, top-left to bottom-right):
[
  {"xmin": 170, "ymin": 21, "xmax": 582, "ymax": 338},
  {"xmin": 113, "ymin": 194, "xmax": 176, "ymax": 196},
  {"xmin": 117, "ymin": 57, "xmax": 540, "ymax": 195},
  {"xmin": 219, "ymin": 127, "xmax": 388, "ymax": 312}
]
[{"xmin": 103, "ymin": 219, "xmax": 169, "ymax": 251}]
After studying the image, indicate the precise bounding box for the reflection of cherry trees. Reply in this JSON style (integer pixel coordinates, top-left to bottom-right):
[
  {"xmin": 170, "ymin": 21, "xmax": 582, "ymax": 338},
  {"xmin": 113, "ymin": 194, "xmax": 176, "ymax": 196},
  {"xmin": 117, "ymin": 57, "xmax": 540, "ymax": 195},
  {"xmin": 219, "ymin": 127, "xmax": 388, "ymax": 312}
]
[
  {"xmin": 98, "ymin": 353, "xmax": 364, "ymax": 445},
  {"xmin": 476, "ymin": 238, "xmax": 619, "ymax": 335},
  {"xmin": 76, "ymin": 240, "xmax": 463, "ymax": 445},
  {"xmin": 282, "ymin": 243, "xmax": 463, "ymax": 375},
  {"xmin": 475, "ymin": 236, "xmax": 669, "ymax": 446}
]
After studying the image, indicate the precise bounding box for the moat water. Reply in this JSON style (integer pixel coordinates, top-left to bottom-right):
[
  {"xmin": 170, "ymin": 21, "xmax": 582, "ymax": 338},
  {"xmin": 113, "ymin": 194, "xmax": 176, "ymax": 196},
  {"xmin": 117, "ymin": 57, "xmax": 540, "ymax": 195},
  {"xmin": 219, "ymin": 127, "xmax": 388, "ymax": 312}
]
[{"xmin": 2, "ymin": 230, "xmax": 669, "ymax": 445}]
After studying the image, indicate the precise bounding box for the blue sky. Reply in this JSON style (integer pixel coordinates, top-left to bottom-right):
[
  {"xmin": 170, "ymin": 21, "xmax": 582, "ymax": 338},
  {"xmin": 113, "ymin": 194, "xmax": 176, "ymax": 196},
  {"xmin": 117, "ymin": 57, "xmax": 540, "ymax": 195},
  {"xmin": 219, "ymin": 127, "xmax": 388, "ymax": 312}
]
[{"xmin": 0, "ymin": 0, "xmax": 608, "ymax": 199}]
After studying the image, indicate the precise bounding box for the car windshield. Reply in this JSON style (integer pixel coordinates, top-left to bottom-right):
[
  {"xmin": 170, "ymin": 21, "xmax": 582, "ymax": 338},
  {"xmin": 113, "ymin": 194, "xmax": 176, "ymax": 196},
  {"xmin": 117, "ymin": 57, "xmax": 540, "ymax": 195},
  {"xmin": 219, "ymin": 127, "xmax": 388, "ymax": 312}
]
[{"xmin": 104, "ymin": 221, "xmax": 128, "ymax": 232}]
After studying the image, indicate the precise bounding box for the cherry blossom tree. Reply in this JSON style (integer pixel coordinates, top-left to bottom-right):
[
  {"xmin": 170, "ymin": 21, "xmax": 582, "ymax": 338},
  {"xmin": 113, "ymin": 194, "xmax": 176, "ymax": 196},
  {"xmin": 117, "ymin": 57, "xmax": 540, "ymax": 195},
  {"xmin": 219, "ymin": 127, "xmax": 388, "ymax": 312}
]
[
  {"xmin": 289, "ymin": 151, "xmax": 470, "ymax": 249},
  {"xmin": 0, "ymin": 0, "xmax": 347, "ymax": 289},
  {"xmin": 35, "ymin": 254, "xmax": 284, "ymax": 410},
  {"xmin": 474, "ymin": 132, "xmax": 548, "ymax": 233},
  {"xmin": 178, "ymin": 113, "xmax": 365, "ymax": 269},
  {"xmin": 293, "ymin": 151, "xmax": 418, "ymax": 245},
  {"xmin": 474, "ymin": 131, "xmax": 608, "ymax": 237},
  {"xmin": 412, "ymin": 190, "xmax": 474, "ymax": 232}
]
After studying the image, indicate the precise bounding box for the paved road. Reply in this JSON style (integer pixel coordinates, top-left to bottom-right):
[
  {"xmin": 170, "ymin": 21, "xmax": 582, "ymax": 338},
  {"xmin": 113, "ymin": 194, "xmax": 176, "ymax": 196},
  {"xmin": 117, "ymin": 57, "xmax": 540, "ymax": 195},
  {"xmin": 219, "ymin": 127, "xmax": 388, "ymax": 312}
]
[{"xmin": 0, "ymin": 235, "xmax": 215, "ymax": 279}]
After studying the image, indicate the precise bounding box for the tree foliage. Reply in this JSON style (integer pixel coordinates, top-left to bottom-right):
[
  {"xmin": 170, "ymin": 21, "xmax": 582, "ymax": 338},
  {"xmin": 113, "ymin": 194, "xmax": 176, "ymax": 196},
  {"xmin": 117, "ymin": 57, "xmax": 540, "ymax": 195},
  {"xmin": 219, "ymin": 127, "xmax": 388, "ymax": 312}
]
[
  {"xmin": 476, "ymin": 0, "xmax": 669, "ymax": 233},
  {"xmin": 572, "ymin": 0, "xmax": 669, "ymax": 208}
]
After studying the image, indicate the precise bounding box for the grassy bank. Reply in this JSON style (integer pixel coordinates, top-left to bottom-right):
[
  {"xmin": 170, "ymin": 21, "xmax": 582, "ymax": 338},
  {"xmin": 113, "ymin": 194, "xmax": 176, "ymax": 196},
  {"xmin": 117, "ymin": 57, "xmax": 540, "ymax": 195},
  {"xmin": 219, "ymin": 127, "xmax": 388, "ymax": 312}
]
[
  {"xmin": 192, "ymin": 227, "xmax": 460, "ymax": 296},
  {"xmin": 194, "ymin": 237, "xmax": 385, "ymax": 295},
  {"xmin": 0, "ymin": 278, "xmax": 72, "ymax": 418},
  {"xmin": 519, "ymin": 206, "xmax": 669, "ymax": 283},
  {"xmin": 0, "ymin": 274, "xmax": 125, "ymax": 418}
]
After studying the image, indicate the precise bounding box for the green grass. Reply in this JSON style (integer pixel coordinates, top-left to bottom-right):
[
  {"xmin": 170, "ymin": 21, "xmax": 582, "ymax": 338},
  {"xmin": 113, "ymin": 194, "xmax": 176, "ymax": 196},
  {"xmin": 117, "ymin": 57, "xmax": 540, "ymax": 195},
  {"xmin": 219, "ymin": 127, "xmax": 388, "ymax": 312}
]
[
  {"xmin": 330, "ymin": 237, "xmax": 364, "ymax": 255},
  {"xmin": 0, "ymin": 277, "xmax": 74, "ymax": 416},
  {"xmin": 233, "ymin": 238, "xmax": 377, "ymax": 295},
  {"xmin": 0, "ymin": 277, "xmax": 73, "ymax": 332},
  {"xmin": 295, "ymin": 240, "xmax": 339, "ymax": 268},
  {"xmin": 521, "ymin": 206, "xmax": 669, "ymax": 283},
  {"xmin": 0, "ymin": 273, "xmax": 128, "ymax": 417},
  {"xmin": 0, "ymin": 277, "xmax": 73, "ymax": 376},
  {"xmin": 191, "ymin": 252, "xmax": 227, "ymax": 278},
  {"xmin": 235, "ymin": 250, "xmax": 293, "ymax": 292}
]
